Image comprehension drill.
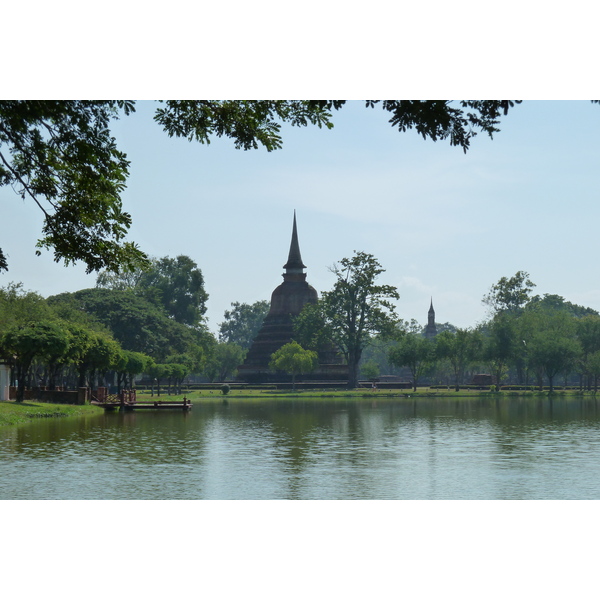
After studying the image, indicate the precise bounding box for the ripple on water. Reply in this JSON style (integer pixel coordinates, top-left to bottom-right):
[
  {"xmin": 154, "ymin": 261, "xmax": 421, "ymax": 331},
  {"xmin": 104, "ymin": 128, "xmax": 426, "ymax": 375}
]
[{"xmin": 2, "ymin": 400, "xmax": 600, "ymax": 499}]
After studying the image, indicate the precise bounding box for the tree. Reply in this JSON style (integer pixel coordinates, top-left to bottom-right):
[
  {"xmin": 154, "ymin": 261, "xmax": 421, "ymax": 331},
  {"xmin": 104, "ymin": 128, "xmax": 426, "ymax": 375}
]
[
  {"xmin": 136, "ymin": 255, "xmax": 208, "ymax": 327},
  {"xmin": 360, "ymin": 359, "xmax": 380, "ymax": 381},
  {"xmin": 483, "ymin": 271, "xmax": 536, "ymax": 315},
  {"xmin": 0, "ymin": 101, "xmax": 147, "ymax": 273},
  {"xmin": 2, "ymin": 320, "xmax": 69, "ymax": 401},
  {"xmin": 359, "ymin": 336, "xmax": 401, "ymax": 377},
  {"xmin": 575, "ymin": 316, "xmax": 600, "ymax": 389},
  {"xmin": 155, "ymin": 100, "xmax": 522, "ymax": 153},
  {"xmin": 357, "ymin": 321, "xmax": 418, "ymax": 377},
  {"xmin": 163, "ymin": 362, "xmax": 188, "ymax": 395},
  {"xmin": 295, "ymin": 251, "xmax": 399, "ymax": 389},
  {"xmin": 585, "ymin": 351, "xmax": 600, "ymax": 393},
  {"xmin": 269, "ymin": 341, "xmax": 318, "ymax": 391},
  {"xmin": 218, "ymin": 300, "xmax": 270, "ymax": 349},
  {"xmin": 1, "ymin": 100, "xmax": 524, "ymax": 272},
  {"xmin": 48, "ymin": 288, "xmax": 212, "ymax": 361},
  {"xmin": 0, "ymin": 283, "xmax": 55, "ymax": 335},
  {"xmin": 527, "ymin": 294, "xmax": 599, "ymax": 318},
  {"xmin": 203, "ymin": 342, "xmax": 246, "ymax": 382},
  {"xmin": 388, "ymin": 334, "xmax": 436, "ymax": 392},
  {"xmin": 97, "ymin": 254, "xmax": 209, "ymax": 328},
  {"xmin": 76, "ymin": 331, "xmax": 122, "ymax": 389},
  {"xmin": 116, "ymin": 350, "xmax": 150, "ymax": 391},
  {"xmin": 43, "ymin": 319, "xmax": 78, "ymax": 390},
  {"xmin": 481, "ymin": 313, "xmax": 519, "ymax": 388},
  {"xmin": 95, "ymin": 267, "xmax": 147, "ymax": 291},
  {"xmin": 521, "ymin": 308, "xmax": 580, "ymax": 392},
  {"xmin": 435, "ymin": 329, "xmax": 482, "ymax": 391},
  {"xmin": 434, "ymin": 322, "xmax": 458, "ymax": 335},
  {"xmin": 146, "ymin": 362, "xmax": 171, "ymax": 396}
]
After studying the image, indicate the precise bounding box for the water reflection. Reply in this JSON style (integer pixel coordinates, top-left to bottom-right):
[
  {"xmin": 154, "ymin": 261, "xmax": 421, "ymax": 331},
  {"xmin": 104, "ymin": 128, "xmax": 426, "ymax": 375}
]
[{"xmin": 1, "ymin": 397, "xmax": 600, "ymax": 499}]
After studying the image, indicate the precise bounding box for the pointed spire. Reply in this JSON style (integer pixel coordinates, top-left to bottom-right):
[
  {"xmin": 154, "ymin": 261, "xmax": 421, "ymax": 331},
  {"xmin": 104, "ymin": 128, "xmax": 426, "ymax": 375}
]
[
  {"xmin": 426, "ymin": 297, "xmax": 437, "ymax": 339},
  {"xmin": 283, "ymin": 210, "xmax": 307, "ymax": 272}
]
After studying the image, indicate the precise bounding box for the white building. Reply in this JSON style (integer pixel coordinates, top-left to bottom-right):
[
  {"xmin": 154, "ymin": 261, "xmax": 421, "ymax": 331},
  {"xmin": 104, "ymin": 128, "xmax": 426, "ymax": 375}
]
[{"xmin": 0, "ymin": 361, "xmax": 10, "ymax": 401}]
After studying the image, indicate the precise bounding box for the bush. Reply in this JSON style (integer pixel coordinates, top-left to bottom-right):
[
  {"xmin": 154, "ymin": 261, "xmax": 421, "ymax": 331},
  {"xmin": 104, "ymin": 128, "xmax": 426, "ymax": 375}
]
[{"xmin": 220, "ymin": 384, "xmax": 230, "ymax": 395}]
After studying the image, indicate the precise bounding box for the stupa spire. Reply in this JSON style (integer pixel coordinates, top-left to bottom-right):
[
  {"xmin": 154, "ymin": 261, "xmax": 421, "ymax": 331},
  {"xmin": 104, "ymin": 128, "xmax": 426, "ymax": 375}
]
[
  {"xmin": 283, "ymin": 210, "xmax": 306, "ymax": 273},
  {"xmin": 425, "ymin": 297, "xmax": 437, "ymax": 340},
  {"xmin": 237, "ymin": 210, "xmax": 348, "ymax": 384}
]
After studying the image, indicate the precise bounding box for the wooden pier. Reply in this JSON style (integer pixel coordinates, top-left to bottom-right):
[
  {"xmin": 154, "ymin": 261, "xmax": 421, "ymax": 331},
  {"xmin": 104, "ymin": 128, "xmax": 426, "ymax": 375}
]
[{"xmin": 91, "ymin": 390, "xmax": 192, "ymax": 412}]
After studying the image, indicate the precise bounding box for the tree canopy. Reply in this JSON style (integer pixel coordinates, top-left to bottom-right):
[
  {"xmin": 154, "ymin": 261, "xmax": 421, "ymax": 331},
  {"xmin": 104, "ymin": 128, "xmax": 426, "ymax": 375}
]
[
  {"xmin": 0, "ymin": 100, "xmax": 526, "ymax": 273},
  {"xmin": 0, "ymin": 101, "xmax": 146, "ymax": 273},
  {"xmin": 269, "ymin": 341, "xmax": 318, "ymax": 390},
  {"xmin": 482, "ymin": 271, "xmax": 536, "ymax": 315},
  {"xmin": 47, "ymin": 288, "xmax": 210, "ymax": 361},
  {"xmin": 388, "ymin": 333, "xmax": 435, "ymax": 392},
  {"xmin": 435, "ymin": 328, "xmax": 482, "ymax": 391},
  {"xmin": 526, "ymin": 293, "xmax": 598, "ymax": 318},
  {"xmin": 218, "ymin": 300, "xmax": 269, "ymax": 349},
  {"xmin": 139, "ymin": 255, "xmax": 208, "ymax": 326},
  {"xmin": 295, "ymin": 251, "xmax": 399, "ymax": 389},
  {"xmin": 2, "ymin": 320, "xmax": 69, "ymax": 401},
  {"xmin": 96, "ymin": 254, "xmax": 209, "ymax": 328},
  {"xmin": 203, "ymin": 342, "xmax": 246, "ymax": 382}
]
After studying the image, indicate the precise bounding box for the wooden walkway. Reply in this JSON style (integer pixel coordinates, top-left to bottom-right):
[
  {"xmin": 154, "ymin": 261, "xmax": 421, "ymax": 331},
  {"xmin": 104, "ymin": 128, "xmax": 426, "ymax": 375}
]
[{"xmin": 91, "ymin": 391, "xmax": 192, "ymax": 412}]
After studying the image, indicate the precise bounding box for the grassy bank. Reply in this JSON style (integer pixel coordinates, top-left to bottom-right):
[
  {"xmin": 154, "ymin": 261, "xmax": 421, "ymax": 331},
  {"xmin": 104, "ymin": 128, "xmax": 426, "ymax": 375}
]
[
  {"xmin": 137, "ymin": 388, "xmax": 595, "ymax": 402},
  {"xmin": 0, "ymin": 401, "xmax": 104, "ymax": 427}
]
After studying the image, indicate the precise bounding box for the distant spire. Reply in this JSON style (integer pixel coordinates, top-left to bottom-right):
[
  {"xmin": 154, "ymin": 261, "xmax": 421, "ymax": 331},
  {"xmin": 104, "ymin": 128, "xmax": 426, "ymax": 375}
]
[
  {"xmin": 283, "ymin": 210, "xmax": 306, "ymax": 272},
  {"xmin": 425, "ymin": 297, "xmax": 437, "ymax": 339}
]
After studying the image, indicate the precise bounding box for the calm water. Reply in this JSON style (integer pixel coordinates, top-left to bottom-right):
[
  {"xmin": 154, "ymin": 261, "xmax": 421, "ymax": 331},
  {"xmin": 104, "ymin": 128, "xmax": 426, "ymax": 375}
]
[{"xmin": 2, "ymin": 396, "xmax": 600, "ymax": 499}]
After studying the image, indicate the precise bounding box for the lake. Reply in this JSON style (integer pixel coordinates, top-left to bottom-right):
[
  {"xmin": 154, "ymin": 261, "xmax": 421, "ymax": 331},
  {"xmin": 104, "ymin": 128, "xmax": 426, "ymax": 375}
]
[{"xmin": 2, "ymin": 395, "xmax": 600, "ymax": 499}]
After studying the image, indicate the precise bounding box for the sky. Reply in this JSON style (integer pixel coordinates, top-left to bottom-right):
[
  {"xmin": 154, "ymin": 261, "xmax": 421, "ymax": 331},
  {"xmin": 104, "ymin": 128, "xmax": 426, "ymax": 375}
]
[{"xmin": 1, "ymin": 100, "xmax": 600, "ymax": 335}]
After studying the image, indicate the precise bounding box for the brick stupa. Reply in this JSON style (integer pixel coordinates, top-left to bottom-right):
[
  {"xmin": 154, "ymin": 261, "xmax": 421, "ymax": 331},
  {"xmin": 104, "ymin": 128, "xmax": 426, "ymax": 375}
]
[{"xmin": 237, "ymin": 212, "xmax": 347, "ymax": 383}]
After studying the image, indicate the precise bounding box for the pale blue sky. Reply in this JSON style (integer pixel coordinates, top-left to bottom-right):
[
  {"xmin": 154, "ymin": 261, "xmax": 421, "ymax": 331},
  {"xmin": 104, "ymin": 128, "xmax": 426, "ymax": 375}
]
[{"xmin": 2, "ymin": 100, "xmax": 599, "ymax": 334}]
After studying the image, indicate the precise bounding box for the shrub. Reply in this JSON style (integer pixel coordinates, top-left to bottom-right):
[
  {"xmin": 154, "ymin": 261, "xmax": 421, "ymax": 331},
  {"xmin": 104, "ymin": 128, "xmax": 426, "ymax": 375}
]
[{"xmin": 220, "ymin": 384, "xmax": 230, "ymax": 395}]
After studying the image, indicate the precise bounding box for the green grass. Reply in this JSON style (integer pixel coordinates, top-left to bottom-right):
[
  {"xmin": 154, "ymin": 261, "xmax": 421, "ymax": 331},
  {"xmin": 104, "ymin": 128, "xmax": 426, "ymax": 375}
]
[
  {"xmin": 137, "ymin": 387, "xmax": 594, "ymax": 402},
  {"xmin": 0, "ymin": 400, "xmax": 104, "ymax": 427}
]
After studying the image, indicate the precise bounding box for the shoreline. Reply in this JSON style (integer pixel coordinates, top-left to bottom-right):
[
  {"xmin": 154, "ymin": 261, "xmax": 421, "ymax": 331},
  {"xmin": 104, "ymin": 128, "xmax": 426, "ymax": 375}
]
[
  {"xmin": 2, "ymin": 388, "xmax": 598, "ymax": 427},
  {"xmin": 0, "ymin": 401, "xmax": 104, "ymax": 428}
]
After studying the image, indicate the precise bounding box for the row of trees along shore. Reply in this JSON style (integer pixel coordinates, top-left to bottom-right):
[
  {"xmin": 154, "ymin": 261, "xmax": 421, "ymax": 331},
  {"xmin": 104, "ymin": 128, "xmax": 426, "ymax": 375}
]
[
  {"xmin": 0, "ymin": 255, "xmax": 251, "ymax": 402},
  {"xmin": 3, "ymin": 251, "xmax": 600, "ymax": 398},
  {"xmin": 357, "ymin": 271, "xmax": 600, "ymax": 393},
  {"xmin": 225, "ymin": 260, "xmax": 600, "ymax": 393}
]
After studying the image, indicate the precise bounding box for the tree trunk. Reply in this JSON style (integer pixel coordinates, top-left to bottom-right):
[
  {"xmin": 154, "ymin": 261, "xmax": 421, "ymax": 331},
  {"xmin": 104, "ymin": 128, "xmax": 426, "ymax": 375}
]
[
  {"xmin": 15, "ymin": 360, "xmax": 32, "ymax": 402},
  {"xmin": 347, "ymin": 359, "xmax": 359, "ymax": 390},
  {"xmin": 47, "ymin": 364, "xmax": 59, "ymax": 390},
  {"xmin": 537, "ymin": 371, "xmax": 543, "ymax": 391}
]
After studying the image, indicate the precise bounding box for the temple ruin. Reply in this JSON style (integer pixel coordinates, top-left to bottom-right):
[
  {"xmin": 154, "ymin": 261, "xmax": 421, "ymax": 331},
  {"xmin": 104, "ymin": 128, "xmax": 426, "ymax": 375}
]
[{"xmin": 237, "ymin": 212, "xmax": 347, "ymax": 384}]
